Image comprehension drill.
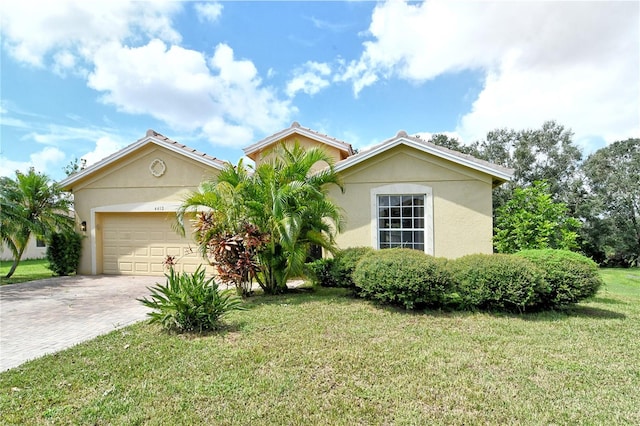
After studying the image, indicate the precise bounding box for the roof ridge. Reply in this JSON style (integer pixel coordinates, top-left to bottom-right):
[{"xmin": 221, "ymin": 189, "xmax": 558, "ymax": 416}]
[
  {"xmin": 144, "ymin": 129, "xmax": 225, "ymax": 165},
  {"xmin": 244, "ymin": 122, "xmax": 354, "ymax": 156}
]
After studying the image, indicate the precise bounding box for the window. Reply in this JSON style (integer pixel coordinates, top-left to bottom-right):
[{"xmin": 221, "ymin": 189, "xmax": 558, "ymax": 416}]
[
  {"xmin": 36, "ymin": 239, "xmax": 46, "ymax": 248},
  {"xmin": 371, "ymin": 183, "xmax": 433, "ymax": 255},
  {"xmin": 378, "ymin": 195, "xmax": 425, "ymax": 251}
]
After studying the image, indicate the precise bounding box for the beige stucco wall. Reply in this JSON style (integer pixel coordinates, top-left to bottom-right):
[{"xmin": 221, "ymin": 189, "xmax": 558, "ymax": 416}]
[
  {"xmin": 328, "ymin": 145, "xmax": 494, "ymax": 259},
  {"xmin": 67, "ymin": 144, "xmax": 220, "ymax": 274},
  {"xmin": 0, "ymin": 236, "xmax": 47, "ymax": 261},
  {"xmin": 252, "ymin": 134, "xmax": 349, "ymax": 172}
]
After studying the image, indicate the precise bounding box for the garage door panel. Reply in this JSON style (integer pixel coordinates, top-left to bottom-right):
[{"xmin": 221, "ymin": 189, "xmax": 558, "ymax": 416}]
[
  {"xmin": 150, "ymin": 247, "xmax": 165, "ymax": 257},
  {"xmin": 134, "ymin": 247, "xmax": 149, "ymax": 256},
  {"xmin": 149, "ymin": 231, "xmax": 164, "ymax": 241},
  {"xmin": 101, "ymin": 213, "xmax": 210, "ymax": 276}
]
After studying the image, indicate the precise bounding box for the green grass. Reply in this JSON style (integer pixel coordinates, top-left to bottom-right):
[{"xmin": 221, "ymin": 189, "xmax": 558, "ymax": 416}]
[
  {"xmin": 0, "ymin": 258, "xmax": 53, "ymax": 285},
  {"xmin": 1, "ymin": 269, "xmax": 639, "ymax": 425}
]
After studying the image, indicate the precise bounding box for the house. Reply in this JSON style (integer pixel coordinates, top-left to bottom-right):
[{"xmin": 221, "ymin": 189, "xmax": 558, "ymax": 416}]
[
  {"xmin": 60, "ymin": 123, "xmax": 513, "ymax": 276},
  {"xmin": 0, "ymin": 236, "xmax": 47, "ymax": 262}
]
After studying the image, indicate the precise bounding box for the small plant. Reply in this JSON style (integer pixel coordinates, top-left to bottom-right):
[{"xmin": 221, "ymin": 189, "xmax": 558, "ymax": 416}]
[
  {"xmin": 515, "ymin": 249, "xmax": 603, "ymax": 308},
  {"xmin": 353, "ymin": 248, "xmax": 452, "ymax": 309},
  {"xmin": 448, "ymin": 254, "xmax": 547, "ymax": 312},
  {"xmin": 46, "ymin": 231, "xmax": 83, "ymax": 276},
  {"xmin": 138, "ymin": 266, "xmax": 245, "ymax": 333}
]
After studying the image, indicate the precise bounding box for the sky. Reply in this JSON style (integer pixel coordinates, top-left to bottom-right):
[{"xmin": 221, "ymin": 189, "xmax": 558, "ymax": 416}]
[{"xmin": 1, "ymin": 0, "xmax": 638, "ymax": 182}]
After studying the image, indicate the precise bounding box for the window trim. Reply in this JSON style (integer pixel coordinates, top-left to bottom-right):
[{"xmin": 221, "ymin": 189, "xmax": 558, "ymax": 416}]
[{"xmin": 370, "ymin": 184, "xmax": 434, "ymax": 255}]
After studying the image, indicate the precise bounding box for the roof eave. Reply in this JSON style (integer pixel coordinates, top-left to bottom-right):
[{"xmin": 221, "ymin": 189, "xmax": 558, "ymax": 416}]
[
  {"xmin": 334, "ymin": 137, "xmax": 514, "ymax": 183},
  {"xmin": 59, "ymin": 136, "xmax": 224, "ymax": 189},
  {"xmin": 244, "ymin": 126, "xmax": 353, "ymax": 157}
]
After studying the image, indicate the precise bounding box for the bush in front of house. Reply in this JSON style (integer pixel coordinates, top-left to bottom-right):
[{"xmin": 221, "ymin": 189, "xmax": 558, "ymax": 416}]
[
  {"xmin": 306, "ymin": 257, "xmax": 338, "ymax": 287},
  {"xmin": 306, "ymin": 247, "xmax": 375, "ymax": 289},
  {"xmin": 138, "ymin": 266, "xmax": 245, "ymax": 333},
  {"xmin": 46, "ymin": 231, "xmax": 83, "ymax": 276},
  {"xmin": 447, "ymin": 254, "xmax": 548, "ymax": 313},
  {"xmin": 353, "ymin": 248, "xmax": 452, "ymax": 309},
  {"xmin": 515, "ymin": 249, "xmax": 603, "ymax": 308}
]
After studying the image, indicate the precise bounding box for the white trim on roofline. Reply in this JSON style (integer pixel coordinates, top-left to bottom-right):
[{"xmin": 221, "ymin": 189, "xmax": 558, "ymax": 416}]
[
  {"xmin": 244, "ymin": 126, "xmax": 353, "ymax": 157},
  {"xmin": 60, "ymin": 136, "xmax": 224, "ymax": 188},
  {"xmin": 334, "ymin": 137, "xmax": 513, "ymax": 182}
]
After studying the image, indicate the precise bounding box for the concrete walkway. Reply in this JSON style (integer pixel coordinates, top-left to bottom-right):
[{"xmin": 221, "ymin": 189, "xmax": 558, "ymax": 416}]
[{"xmin": 0, "ymin": 275, "xmax": 160, "ymax": 372}]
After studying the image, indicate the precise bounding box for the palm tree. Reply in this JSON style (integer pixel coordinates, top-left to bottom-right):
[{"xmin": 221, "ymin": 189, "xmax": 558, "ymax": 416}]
[
  {"xmin": 178, "ymin": 142, "xmax": 344, "ymax": 294},
  {"xmin": 0, "ymin": 169, "xmax": 74, "ymax": 278}
]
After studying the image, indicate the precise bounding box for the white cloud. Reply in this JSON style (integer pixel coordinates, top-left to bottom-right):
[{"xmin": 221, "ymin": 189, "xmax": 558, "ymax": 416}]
[
  {"xmin": 0, "ymin": 147, "xmax": 66, "ymax": 178},
  {"xmin": 286, "ymin": 61, "xmax": 332, "ymax": 97},
  {"xmin": 81, "ymin": 136, "xmax": 126, "ymax": 167},
  {"xmin": 87, "ymin": 40, "xmax": 292, "ymax": 147},
  {"xmin": 341, "ymin": 0, "xmax": 640, "ymax": 146},
  {"xmin": 0, "ymin": 0, "xmax": 181, "ymax": 69},
  {"xmin": 1, "ymin": 1, "xmax": 293, "ymax": 149},
  {"xmin": 195, "ymin": 2, "xmax": 223, "ymax": 23}
]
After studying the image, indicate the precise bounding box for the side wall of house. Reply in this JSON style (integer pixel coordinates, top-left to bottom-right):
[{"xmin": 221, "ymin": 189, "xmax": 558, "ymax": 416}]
[
  {"xmin": 0, "ymin": 236, "xmax": 47, "ymax": 261},
  {"xmin": 328, "ymin": 145, "xmax": 494, "ymax": 258}
]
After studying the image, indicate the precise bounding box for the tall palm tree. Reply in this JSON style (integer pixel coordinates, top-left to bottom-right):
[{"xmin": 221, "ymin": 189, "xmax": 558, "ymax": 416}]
[
  {"xmin": 178, "ymin": 142, "xmax": 344, "ymax": 294},
  {"xmin": 0, "ymin": 169, "xmax": 74, "ymax": 278}
]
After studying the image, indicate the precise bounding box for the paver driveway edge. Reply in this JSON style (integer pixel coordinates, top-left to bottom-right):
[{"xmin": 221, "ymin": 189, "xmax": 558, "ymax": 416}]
[{"xmin": 0, "ymin": 275, "xmax": 159, "ymax": 372}]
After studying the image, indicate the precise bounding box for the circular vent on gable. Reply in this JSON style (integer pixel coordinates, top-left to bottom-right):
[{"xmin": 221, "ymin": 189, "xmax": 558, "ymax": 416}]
[{"xmin": 149, "ymin": 159, "xmax": 166, "ymax": 177}]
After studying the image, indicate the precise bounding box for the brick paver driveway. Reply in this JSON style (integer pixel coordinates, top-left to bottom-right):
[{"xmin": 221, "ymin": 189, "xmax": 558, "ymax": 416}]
[{"xmin": 0, "ymin": 275, "xmax": 160, "ymax": 372}]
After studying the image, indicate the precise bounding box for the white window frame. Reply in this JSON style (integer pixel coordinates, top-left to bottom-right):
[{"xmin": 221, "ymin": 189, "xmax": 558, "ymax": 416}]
[{"xmin": 370, "ymin": 184, "xmax": 434, "ymax": 255}]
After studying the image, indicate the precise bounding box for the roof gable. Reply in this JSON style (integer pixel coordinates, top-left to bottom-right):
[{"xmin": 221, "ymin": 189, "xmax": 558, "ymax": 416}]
[
  {"xmin": 334, "ymin": 131, "xmax": 514, "ymax": 186},
  {"xmin": 60, "ymin": 130, "xmax": 225, "ymax": 189},
  {"xmin": 243, "ymin": 121, "xmax": 354, "ymax": 160}
]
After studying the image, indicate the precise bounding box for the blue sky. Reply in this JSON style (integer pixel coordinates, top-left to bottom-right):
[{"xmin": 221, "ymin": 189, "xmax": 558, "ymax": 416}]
[{"xmin": 1, "ymin": 0, "xmax": 638, "ymax": 181}]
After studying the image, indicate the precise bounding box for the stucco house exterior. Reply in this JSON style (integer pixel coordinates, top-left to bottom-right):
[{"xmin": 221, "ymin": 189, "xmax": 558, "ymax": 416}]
[
  {"xmin": 61, "ymin": 123, "xmax": 513, "ymax": 276},
  {"xmin": 0, "ymin": 236, "xmax": 47, "ymax": 261}
]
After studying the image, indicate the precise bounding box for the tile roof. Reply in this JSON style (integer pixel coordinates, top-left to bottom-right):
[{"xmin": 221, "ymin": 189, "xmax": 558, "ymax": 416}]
[
  {"xmin": 334, "ymin": 130, "xmax": 514, "ymax": 185},
  {"xmin": 143, "ymin": 129, "xmax": 225, "ymax": 167},
  {"xmin": 243, "ymin": 121, "xmax": 354, "ymax": 158},
  {"xmin": 59, "ymin": 129, "xmax": 225, "ymax": 188}
]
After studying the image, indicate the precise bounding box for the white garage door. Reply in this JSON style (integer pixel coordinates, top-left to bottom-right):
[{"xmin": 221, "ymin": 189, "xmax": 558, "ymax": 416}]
[{"xmin": 102, "ymin": 213, "xmax": 209, "ymax": 275}]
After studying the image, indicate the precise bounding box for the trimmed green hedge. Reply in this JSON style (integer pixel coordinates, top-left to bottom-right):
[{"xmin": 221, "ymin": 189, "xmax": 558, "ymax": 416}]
[
  {"xmin": 313, "ymin": 248, "xmax": 603, "ymax": 313},
  {"xmin": 353, "ymin": 248, "xmax": 452, "ymax": 309},
  {"xmin": 307, "ymin": 247, "xmax": 374, "ymax": 289},
  {"xmin": 515, "ymin": 249, "xmax": 603, "ymax": 308},
  {"xmin": 447, "ymin": 254, "xmax": 548, "ymax": 313}
]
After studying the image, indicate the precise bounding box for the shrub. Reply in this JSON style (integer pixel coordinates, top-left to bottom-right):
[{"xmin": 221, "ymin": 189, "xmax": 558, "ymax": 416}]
[
  {"xmin": 138, "ymin": 266, "xmax": 245, "ymax": 333},
  {"xmin": 46, "ymin": 231, "xmax": 83, "ymax": 276},
  {"xmin": 334, "ymin": 247, "xmax": 375, "ymax": 290},
  {"xmin": 448, "ymin": 254, "xmax": 547, "ymax": 313},
  {"xmin": 515, "ymin": 249, "xmax": 603, "ymax": 308},
  {"xmin": 352, "ymin": 248, "xmax": 452, "ymax": 309},
  {"xmin": 306, "ymin": 247, "xmax": 375, "ymax": 289},
  {"xmin": 306, "ymin": 258, "xmax": 338, "ymax": 287}
]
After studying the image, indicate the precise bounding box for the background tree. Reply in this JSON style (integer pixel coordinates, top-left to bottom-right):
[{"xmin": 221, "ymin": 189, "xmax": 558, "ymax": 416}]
[
  {"xmin": 469, "ymin": 121, "xmax": 583, "ymax": 213},
  {"xmin": 425, "ymin": 134, "xmax": 476, "ymax": 155},
  {"xmin": 0, "ymin": 168, "xmax": 74, "ymax": 278},
  {"xmin": 63, "ymin": 157, "xmax": 87, "ymax": 177},
  {"xmin": 178, "ymin": 142, "xmax": 344, "ymax": 294},
  {"xmin": 581, "ymin": 138, "xmax": 640, "ymax": 266},
  {"xmin": 493, "ymin": 181, "xmax": 580, "ymax": 254}
]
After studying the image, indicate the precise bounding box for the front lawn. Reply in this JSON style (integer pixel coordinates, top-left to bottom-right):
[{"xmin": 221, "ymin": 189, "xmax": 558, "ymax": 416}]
[
  {"xmin": 0, "ymin": 259, "xmax": 52, "ymax": 285},
  {"xmin": 1, "ymin": 269, "xmax": 639, "ymax": 424}
]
